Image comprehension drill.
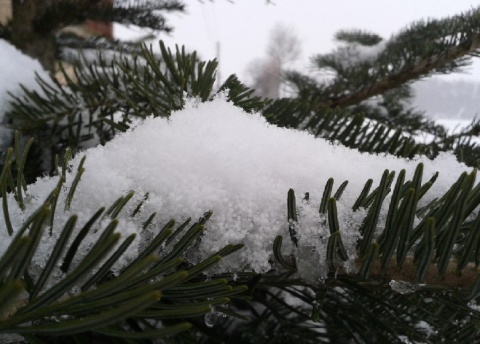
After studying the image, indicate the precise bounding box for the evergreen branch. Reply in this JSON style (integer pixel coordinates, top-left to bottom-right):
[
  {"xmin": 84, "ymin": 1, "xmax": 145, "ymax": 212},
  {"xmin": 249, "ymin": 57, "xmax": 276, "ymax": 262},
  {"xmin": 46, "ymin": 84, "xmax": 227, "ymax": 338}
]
[
  {"xmin": 0, "ymin": 145, "xmax": 248, "ymax": 341},
  {"xmin": 282, "ymin": 165, "xmax": 480, "ymax": 291},
  {"xmin": 329, "ymin": 33, "xmax": 480, "ymax": 108},
  {"xmin": 87, "ymin": 1, "xmax": 185, "ymax": 32},
  {"xmin": 274, "ymin": 8, "xmax": 480, "ymax": 168},
  {"xmin": 12, "ymin": 292, "xmax": 162, "ymax": 335},
  {"xmin": 6, "ymin": 41, "xmax": 266, "ymax": 179},
  {"xmin": 30, "ymin": 0, "xmax": 184, "ymax": 34},
  {"xmin": 335, "ymin": 29, "xmax": 383, "ymax": 46},
  {"xmin": 213, "ymin": 160, "xmax": 480, "ymax": 341}
]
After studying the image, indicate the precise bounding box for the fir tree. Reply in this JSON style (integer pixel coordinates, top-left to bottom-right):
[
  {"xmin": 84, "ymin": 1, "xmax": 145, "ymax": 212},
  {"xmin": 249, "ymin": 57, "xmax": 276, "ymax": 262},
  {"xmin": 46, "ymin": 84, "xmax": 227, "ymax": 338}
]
[{"xmin": 1, "ymin": 4, "xmax": 480, "ymax": 344}]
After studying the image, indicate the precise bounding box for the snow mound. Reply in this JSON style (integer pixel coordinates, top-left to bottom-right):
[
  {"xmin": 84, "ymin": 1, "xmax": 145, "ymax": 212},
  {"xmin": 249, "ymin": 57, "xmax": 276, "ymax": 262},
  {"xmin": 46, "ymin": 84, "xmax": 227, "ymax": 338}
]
[{"xmin": 0, "ymin": 95, "xmax": 472, "ymax": 282}]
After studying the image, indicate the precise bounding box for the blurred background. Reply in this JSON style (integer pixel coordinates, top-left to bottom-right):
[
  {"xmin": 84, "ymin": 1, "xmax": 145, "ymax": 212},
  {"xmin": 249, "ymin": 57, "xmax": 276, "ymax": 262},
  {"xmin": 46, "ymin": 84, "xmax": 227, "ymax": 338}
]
[{"xmin": 141, "ymin": 1, "xmax": 480, "ymax": 123}]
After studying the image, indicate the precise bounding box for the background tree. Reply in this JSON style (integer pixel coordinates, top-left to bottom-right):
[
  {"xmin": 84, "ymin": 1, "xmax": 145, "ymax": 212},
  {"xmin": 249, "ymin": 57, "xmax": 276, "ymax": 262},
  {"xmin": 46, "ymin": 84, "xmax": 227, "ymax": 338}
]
[
  {"xmin": 247, "ymin": 23, "xmax": 301, "ymax": 98},
  {"xmin": 1, "ymin": 4, "xmax": 480, "ymax": 344}
]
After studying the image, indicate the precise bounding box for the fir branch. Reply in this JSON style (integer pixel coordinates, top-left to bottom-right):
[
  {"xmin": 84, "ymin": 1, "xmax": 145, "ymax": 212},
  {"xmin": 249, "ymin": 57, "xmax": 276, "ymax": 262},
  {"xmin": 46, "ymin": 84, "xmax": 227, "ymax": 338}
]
[
  {"xmin": 88, "ymin": 1, "xmax": 185, "ymax": 32},
  {"xmin": 6, "ymin": 41, "xmax": 266, "ymax": 178},
  {"xmin": 0, "ymin": 143, "xmax": 248, "ymax": 341},
  {"xmin": 32, "ymin": 0, "xmax": 185, "ymax": 34},
  {"xmin": 329, "ymin": 32, "xmax": 480, "ymax": 108}
]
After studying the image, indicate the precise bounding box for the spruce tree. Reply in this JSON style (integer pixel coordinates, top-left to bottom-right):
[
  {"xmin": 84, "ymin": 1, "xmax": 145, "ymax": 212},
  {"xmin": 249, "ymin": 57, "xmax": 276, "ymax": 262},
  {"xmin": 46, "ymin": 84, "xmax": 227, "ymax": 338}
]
[{"xmin": 1, "ymin": 4, "xmax": 480, "ymax": 344}]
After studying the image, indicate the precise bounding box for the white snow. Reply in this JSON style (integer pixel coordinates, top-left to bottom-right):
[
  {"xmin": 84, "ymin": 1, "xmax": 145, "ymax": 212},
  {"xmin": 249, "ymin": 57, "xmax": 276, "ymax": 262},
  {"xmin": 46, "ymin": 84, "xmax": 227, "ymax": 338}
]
[
  {"xmin": 390, "ymin": 280, "xmax": 421, "ymax": 295},
  {"xmin": 0, "ymin": 93, "xmax": 473, "ymax": 283},
  {"xmin": 0, "ymin": 40, "xmax": 48, "ymax": 110},
  {"xmin": 0, "ymin": 39, "xmax": 50, "ymax": 148},
  {"xmin": 415, "ymin": 320, "xmax": 437, "ymax": 338},
  {"xmin": 332, "ymin": 41, "xmax": 387, "ymax": 69},
  {"xmin": 468, "ymin": 300, "xmax": 480, "ymax": 312}
]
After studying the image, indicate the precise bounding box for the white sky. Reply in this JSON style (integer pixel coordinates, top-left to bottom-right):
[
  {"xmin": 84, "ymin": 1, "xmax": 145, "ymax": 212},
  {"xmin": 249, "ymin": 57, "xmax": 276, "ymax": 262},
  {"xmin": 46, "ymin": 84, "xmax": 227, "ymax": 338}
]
[{"xmin": 135, "ymin": 0, "xmax": 480, "ymax": 84}]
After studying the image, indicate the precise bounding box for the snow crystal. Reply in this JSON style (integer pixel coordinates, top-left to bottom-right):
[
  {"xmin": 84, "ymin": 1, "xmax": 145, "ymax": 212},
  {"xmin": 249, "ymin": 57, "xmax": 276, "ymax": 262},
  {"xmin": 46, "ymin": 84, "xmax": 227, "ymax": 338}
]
[{"xmin": 0, "ymin": 94, "xmax": 473, "ymax": 283}]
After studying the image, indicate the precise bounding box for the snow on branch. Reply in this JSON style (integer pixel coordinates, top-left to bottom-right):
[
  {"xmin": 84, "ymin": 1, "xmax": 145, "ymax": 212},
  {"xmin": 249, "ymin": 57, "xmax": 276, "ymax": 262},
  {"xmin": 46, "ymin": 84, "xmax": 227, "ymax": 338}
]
[{"xmin": 0, "ymin": 95, "xmax": 472, "ymax": 285}]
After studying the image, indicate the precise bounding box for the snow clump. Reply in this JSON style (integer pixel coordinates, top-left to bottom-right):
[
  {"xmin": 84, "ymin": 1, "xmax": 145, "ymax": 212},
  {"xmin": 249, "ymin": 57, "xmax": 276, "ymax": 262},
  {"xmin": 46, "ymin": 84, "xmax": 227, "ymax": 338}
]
[{"xmin": 0, "ymin": 95, "xmax": 473, "ymax": 283}]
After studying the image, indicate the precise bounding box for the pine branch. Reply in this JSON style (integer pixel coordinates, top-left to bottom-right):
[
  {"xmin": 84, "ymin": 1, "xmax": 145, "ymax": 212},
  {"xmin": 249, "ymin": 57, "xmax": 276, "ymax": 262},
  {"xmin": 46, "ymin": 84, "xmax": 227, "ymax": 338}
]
[
  {"xmin": 266, "ymin": 10, "xmax": 480, "ymax": 167},
  {"xmin": 264, "ymin": 99, "xmax": 432, "ymax": 159},
  {"xmin": 5, "ymin": 41, "xmax": 266, "ymax": 178},
  {"xmin": 30, "ymin": 0, "xmax": 185, "ymax": 34},
  {"xmin": 0, "ymin": 139, "xmax": 248, "ymax": 341},
  {"xmin": 245, "ymin": 171, "xmax": 480, "ymax": 342},
  {"xmin": 277, "ymin": 8, "xmax": 480, "ymax": 151},
  {"xmin": 88, "ymin": 0, "xmax": 185, "ymax": 32},
  {"xmin": 329, "ymin": 33, "xmax": 480, "ymax": 108},
  {"xmin": 279, "ymin": 165, "xmax": 480, "ymax": 292}
]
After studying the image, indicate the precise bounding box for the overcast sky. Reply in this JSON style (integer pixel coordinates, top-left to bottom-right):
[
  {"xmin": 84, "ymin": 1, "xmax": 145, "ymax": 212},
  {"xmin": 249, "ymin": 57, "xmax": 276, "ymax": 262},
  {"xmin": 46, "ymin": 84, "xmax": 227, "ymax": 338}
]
[{"xmin": 117, "ymin": 1, "xmax": 480, "ymax": 84}]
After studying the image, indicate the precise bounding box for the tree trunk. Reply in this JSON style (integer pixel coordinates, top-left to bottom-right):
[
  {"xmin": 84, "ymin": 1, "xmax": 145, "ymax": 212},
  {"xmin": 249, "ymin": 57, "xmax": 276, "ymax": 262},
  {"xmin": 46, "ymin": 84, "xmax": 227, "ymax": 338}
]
[{"xmin": 10, "ymin": 0, "xmax": 56, "ymax": 71}]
